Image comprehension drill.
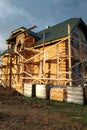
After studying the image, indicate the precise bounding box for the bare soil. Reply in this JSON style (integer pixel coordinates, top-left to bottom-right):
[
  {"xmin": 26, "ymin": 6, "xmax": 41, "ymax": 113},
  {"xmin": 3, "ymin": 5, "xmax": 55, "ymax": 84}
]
[{"xmin": 0, "ymin": 85, "xmax": 87, "ymax": 130}]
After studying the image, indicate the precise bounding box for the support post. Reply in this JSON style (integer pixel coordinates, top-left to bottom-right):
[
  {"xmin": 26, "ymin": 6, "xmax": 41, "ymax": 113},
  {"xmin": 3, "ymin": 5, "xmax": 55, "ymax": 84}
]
[
  {"xmin": 42, "ymin": 32, "xmax": 45, "ymax": 74},
  {"xmin": 68, "ymin": 24, "xmax": 72, "ymax": 86},
  {"xmin": 56, "ymin": 44, "xmax": 60, "ymax": 85},
  {"xmin": 9, "ymin": 52, "xmax": 12, "ymax": 88},
  {"xmin": 80, "ymin": 32, "xmax": 86, "ymax": 83}
]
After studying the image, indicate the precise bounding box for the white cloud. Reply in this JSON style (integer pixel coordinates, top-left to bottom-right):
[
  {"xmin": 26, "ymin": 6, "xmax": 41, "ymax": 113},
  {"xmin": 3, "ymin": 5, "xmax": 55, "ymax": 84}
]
[
  {"xmin": 0, "ymin": 0, "xmax": 13, "ymax": 18},
  {"xmin": 0, "ymin": 34, "xmax": 7, "ymax": 51},
  {"xmin": 0, "ymin": 0, "xmax": 34, "ymax": 51},
  {"xmin": 0, "ymin": 0, "xmax": 34, "ymax": 24},
  {"xmin": 0, "ymin": 0, "xmax": 87, "ymax": 52}
]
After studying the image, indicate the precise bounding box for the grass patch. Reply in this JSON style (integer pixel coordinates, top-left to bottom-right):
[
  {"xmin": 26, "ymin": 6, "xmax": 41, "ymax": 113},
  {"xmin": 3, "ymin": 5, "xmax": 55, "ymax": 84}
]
[
  {"xmin": 46, "ymin": 99, "xmax": 84, "ymax": 110},
  {"xmin": 44, "ymin": 100, "xmax": 87, "ymax": 124},
  {"xmin": 17, "ymin": 96, "xmax": 87, "ymax": 125},
  {"xmin": 17, "ymin": 96, "xmax": 42, "ymax": 102}
]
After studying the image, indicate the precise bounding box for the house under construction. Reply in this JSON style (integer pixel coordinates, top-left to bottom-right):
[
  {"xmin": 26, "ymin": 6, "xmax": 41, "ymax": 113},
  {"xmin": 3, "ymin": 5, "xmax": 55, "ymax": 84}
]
[{"xmin": 0, "ymin": 18, "xmax": 87, "ymax": 94}]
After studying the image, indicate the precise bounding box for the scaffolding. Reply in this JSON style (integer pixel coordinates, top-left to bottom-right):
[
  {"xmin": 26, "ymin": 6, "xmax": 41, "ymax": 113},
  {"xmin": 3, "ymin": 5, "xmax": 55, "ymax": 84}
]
[{"xmin": 0, "ymin": 25, "xmax": 87, "ymax": 88}]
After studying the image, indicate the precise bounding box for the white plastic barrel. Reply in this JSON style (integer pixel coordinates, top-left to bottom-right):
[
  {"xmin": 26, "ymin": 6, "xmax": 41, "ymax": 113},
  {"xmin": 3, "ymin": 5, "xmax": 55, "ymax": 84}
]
[
  {"xmin": 24, "ymin": 83, "xmax": 35, "ymax": 97},
  {"xmin": 36, "ymin": 84, "xmax": 46, "ymax": 99}
]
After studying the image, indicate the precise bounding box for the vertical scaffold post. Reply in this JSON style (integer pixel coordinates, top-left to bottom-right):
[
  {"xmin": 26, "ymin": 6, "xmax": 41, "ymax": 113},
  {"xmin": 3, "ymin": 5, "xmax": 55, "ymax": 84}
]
[
  {"xmin": 9, "ymin": 52, "xmax": 12, "ymax": 88},
  {"xmin": 68, "ymin": 24, "xmax": 72, "ymax": 86},
  {"xmin": 42, "ymin": 32, "xmax": 45, "ymax": 74}
]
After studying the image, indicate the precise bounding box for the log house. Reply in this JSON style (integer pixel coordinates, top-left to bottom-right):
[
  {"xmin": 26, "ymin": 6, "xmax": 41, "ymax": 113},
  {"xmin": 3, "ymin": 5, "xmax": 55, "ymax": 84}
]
[{"xmin": 0, "ymin": 18, "xmax": 87, "ymax": 93}]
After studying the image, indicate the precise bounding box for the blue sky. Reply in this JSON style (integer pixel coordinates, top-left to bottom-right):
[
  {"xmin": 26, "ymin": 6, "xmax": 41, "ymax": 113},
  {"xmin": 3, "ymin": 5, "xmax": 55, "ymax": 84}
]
[{"xmin": 0, "ymin": 0, "xmax": 87, "ymax": 51}]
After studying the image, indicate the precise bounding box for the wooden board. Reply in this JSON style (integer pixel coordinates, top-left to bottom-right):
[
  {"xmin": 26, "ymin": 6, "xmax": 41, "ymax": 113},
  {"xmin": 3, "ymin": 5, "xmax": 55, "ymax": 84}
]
[{"xmin": 50, "ymin": 87, "xmax": 66, "ymax": 101}]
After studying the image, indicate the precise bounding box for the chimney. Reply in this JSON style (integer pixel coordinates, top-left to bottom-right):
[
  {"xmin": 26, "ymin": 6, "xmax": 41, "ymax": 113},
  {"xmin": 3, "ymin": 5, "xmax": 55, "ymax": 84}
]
[{"xmin": 45, "ymin": 26, "xmax": 50, "ymax": 29}]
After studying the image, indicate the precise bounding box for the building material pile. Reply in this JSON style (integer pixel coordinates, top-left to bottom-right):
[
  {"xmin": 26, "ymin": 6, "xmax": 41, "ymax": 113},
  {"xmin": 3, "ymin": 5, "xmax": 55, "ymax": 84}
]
[
  {"xmin": 24, "ymin": 83, "xmax": 36, "ymax": 97},
  {"xmin": 50, "ymin": 87, "xmax": 66, "ymax": 101},
  {"xmin": 66, "ymin": 86, "xmax": 84, "ymax": 105}
]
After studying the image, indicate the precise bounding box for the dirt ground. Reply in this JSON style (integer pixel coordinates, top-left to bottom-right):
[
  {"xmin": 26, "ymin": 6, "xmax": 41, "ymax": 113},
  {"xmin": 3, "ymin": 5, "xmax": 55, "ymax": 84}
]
[{"xmin": 0, "ymin": 85, "xmax": 87, "ymax": 130}]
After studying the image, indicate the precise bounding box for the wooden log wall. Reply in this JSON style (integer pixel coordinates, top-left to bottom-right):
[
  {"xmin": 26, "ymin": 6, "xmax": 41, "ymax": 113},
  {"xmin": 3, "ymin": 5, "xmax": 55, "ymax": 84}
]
[{"xmin": 33, "ymin": 41, "xmax": 67, "ymax": 85}]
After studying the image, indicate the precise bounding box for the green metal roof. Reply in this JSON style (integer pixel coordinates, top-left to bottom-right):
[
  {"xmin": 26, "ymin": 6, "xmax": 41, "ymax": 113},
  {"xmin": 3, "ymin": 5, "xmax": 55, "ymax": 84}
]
[
  {"xmin": 27, "ymin": 30, "xmax": 41, "ymax": 39},
  {"xmin": 33, "ymin": 18, "xmax": 84, "ymax": 47}
]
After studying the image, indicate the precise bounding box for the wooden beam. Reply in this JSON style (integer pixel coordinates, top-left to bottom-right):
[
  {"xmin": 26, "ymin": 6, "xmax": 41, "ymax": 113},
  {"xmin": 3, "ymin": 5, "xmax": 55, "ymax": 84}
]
[
  {"xmin": 21, "ymin": 77, "xmax": 71, "ymax": 81},
  {"xmin": 42, "ymin": 32, "xmax": 45, "ymax": 73},
  {"xmin": 9, "ymin": 52, "xmax": 12, "ymax": 88},
  {"xmin": 24, "ymin": 36, "xmax": 69, "ymax": 63},
  {"xmin": 68, "ymin": 24, "xmax": 72, "ymax": 86},
  {"xmin": 71, "ymin": 36, "xmax": 87, "ymax": 47},
  {"xmin": 34, "ymin": 36, "xmax": 68, "ymax": 49},
  {"xmin": 71, "ymin": 61, "xmax": 82, "ymax": 69},
  {"xmin": 56, "ymin": 44, "xmax": 60, "ymax": 85},
  {"xmin": 15, "ymin": 51, "xmax": 26, "ymax": 61}
]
